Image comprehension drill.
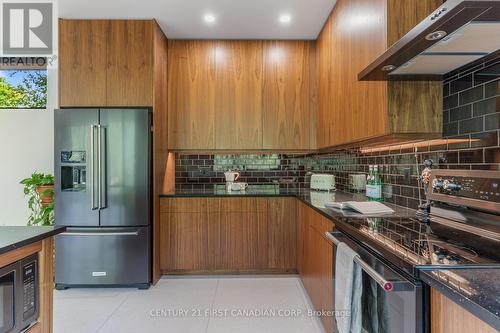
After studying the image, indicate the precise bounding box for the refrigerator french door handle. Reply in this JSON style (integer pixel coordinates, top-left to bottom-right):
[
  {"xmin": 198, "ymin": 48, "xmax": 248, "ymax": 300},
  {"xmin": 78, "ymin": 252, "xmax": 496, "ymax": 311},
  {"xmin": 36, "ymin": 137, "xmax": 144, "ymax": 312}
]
[
  {"xmin": 98, "ymin": 125, "xmax": 107, "ymax": 209},
  {"xmin": 90, "ymin": 125, "xmax": 99, "ymax": 210}
]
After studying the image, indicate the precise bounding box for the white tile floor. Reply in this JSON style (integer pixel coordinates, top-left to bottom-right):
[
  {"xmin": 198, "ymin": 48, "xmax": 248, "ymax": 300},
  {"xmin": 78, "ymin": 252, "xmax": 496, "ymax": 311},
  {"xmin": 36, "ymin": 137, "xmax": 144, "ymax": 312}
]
[{"xmin": 54, "ymin": 275, "xmax": 326, "ymax": 333}]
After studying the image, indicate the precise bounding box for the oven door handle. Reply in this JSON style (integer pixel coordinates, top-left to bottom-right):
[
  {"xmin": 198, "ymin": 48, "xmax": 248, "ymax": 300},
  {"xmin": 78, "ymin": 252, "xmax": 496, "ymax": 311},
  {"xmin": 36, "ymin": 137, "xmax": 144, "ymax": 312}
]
[{"xmin": 325, "ymin": 232, "xmax": 395, "ymax": 292}]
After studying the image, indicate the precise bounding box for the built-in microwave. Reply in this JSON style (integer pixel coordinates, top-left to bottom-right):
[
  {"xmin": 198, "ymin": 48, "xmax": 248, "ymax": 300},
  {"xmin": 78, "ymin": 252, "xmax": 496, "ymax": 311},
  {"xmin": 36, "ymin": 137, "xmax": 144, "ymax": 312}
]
[{"xmin": 0, "ymin": 253, "xmax": 39, "ymax": 333}]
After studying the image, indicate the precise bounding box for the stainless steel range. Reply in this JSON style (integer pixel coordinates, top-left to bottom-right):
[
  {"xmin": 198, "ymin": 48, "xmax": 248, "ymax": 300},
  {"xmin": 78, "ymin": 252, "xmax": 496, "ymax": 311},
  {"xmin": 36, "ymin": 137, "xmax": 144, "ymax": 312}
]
[{"xmin": 327, "ymin": 170, "xmax": 500, "ymax": 333}]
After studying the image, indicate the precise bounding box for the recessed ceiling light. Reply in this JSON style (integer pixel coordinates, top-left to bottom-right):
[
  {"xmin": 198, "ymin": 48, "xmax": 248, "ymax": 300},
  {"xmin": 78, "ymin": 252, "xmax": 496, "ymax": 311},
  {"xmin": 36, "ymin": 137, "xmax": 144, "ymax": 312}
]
[
  {"xmin": 204, "ymin": 14, "xmax": 216, "ymax": 24},
  {"xmin": 279, "ymin": 14, "xmax": 292, "ymax": 24}
]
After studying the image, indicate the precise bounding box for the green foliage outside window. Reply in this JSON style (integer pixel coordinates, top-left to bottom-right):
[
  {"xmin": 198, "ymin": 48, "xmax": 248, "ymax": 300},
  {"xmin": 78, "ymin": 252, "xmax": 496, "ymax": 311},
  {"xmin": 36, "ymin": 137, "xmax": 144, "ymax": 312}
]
[{"xmin": 0, "ymin": 70, "xmax": 47, "ymax": 109}]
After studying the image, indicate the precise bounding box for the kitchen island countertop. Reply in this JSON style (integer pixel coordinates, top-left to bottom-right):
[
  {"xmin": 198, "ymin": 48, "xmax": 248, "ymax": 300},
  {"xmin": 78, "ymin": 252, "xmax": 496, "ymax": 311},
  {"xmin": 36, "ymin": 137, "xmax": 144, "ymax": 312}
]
[{"xmin": 0, "ymin": 225, "xmax": 66, "ymax": 256}]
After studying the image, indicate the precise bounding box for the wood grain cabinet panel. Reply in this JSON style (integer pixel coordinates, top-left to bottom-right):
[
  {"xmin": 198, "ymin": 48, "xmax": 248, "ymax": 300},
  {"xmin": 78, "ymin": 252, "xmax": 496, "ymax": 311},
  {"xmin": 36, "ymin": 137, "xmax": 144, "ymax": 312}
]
[
  {"xmin": 262, "ymin": 41, "xmax": 312, "ymax": 150},
  {"xmin": 106, "ymin": 20, "xmax": 153, "ymax": 106},
  {"xmin": 160, "ymin": 211, "xmax": 211, "ymax": 271},
  {"xmin": 267, "ymin": 198, "xmax": 297, "ymax": 271},
  {"xmin": 59, "ymin": 20, "xmax": 108, "ymax": 107},
  {"xmin": 160, "ymin": 197, "xmax": 298, "ymax": 274},
  {"xmin": 212, "ymin": 210, "xmax": 269, "ymax": 270},
  {"xmin": 168, "ymin": 40, "xmax": 216, "ymax": 149},
  {"xmin": 316, "ymin": 0, "xmax": 442, "ymax": 148},
  {"xmin": 431, "ymin": 288, "xmax": 498, "ymax": 333},
  {"xmin": 215, "ymin": 41, "xmax": 263, "ymax": 149},
  {"xmin": 298, "ymin": 202, "xmax": 334, "ymax": 333}
]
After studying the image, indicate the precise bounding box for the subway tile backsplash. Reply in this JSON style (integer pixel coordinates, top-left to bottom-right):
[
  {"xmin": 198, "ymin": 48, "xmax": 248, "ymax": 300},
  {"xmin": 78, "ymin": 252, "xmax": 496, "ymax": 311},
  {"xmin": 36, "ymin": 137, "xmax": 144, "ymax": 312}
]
[{"xmin": 175, "ymin": 57, "xmax": 500, "ymax": 210}]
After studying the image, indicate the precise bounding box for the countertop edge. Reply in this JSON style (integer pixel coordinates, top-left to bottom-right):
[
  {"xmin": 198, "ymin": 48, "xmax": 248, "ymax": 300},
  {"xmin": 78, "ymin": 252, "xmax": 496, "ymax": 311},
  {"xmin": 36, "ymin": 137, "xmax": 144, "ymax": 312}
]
[
  {"xmin": 420, "ymin": 270, "xmax": 500, "ymax": 331},
  {"xmin": 0, "ymin": 226, "xmax": 67, "ymax": 256}
]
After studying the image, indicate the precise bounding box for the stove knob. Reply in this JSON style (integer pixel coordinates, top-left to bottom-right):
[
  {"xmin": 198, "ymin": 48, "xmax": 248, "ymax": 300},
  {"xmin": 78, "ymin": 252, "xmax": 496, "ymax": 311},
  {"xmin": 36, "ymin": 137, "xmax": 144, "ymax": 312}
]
[{"xmin": 443, "ymin": 180, "xmax": 461, "ymax": 192}]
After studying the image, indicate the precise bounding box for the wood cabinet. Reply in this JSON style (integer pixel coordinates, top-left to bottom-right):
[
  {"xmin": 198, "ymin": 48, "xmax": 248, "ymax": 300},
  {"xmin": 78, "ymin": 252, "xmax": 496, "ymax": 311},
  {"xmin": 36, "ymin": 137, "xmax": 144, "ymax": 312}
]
[
  {"xmin": 59, "ymin": 20, "xmax": 108, "ymax": 107},
  {"xmin": 160, "ymin": 197, "xmax": 297, "ymax": 273},
  {"xmin": 0, "ymin": 238, "xmax": 55, "ymax": 333},
  {"xmin": 106, "ymin": 20, "xmax": 153, "ymax": 106},
  {"xmin": 167, "ymin": 40, "xmax": 316, "ymax": 151},
  {"xmin": 298, "ymin": 202, "xmax": 335, "ymax": 333},
  {"xmin": 430, "ymin": 288, "xmax": 498, "ymax": 333},
  {"xmin": 215, "ymin": 41, "xmax": 263, "ymax": 149},
  {"xmin": 59, "ymin": 19, "xmax": 155, "ymax": 107},
  {"xmin": 262, "ymin": 41, "xmax": 314, "ymax": 150},
  {"xmin": 167, "ymin": 40, "xmax": 216, "ymax": 149},
  {"xmin": 316, "ymin": 0, "xmax": 442, "ymax": 148},
  {"xmin": 60, "ymin": 19, "xmax": 168, "ymax": 284}
]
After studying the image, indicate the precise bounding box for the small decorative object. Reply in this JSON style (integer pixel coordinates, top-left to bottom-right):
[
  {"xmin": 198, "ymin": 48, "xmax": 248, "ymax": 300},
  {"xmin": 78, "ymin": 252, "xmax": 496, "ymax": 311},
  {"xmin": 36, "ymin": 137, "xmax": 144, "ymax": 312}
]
[
  {"xmin": 416, "ymin": 159, "xmax": 434, "ymax": 223},
  {"xmin": 20, "ymin": 172, "xmax": 55, "ymax": 226}
]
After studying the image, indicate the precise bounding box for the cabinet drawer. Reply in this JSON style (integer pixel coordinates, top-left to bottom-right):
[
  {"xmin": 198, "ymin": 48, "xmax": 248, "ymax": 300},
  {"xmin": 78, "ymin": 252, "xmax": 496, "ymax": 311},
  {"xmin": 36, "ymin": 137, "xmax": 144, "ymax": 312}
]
[{"xmin": 160, "ymin": 198, "xmax": 207, "ymax": 213}]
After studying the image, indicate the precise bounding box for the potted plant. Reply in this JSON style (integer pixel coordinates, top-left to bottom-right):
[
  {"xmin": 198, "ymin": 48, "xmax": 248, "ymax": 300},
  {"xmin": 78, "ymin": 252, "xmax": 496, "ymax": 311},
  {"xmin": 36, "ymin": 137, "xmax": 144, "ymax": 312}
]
[{"xmin": 20, "ymin": 172, "xmax": 55, "ymax": 226}]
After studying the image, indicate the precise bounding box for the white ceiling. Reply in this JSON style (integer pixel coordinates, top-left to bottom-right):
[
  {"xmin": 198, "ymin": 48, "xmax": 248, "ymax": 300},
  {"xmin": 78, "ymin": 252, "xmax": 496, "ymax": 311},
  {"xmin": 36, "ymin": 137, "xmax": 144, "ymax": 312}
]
[{"xmin": 58, "ymin": 0, "xmax": 337, "ymax": 40}]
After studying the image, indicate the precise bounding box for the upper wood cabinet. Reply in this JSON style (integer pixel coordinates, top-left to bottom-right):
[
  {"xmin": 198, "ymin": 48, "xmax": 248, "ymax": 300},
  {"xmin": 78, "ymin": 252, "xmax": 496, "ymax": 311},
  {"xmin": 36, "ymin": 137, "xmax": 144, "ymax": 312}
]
[
  {"xmin": 167, "ymin": 40, "xmax": 216, "ymax": 150},
  {"xmin": 167, "ymin": 40, "xmax": 316, "ymax": 151},
  {"xmin": 316, "ymin": 0, "xmax": 443, "ymax": 148},
  {"xmin": 59, "ymin": 19, "xmax": 154, "ymax": 107},
  {"xmin": 106, "ymin": 20, "xmax": 153, "ymax": 106},
  {"xmin": 215, "ymin": 41, "xmax": 263, "ymax": 150},
  {"xmin": 59, "ymin": 20, "xmax": 108, "ymax": 107},
  {"xmin": 263, "ymin": 41, "xmax": 314, "ymax": 150}
]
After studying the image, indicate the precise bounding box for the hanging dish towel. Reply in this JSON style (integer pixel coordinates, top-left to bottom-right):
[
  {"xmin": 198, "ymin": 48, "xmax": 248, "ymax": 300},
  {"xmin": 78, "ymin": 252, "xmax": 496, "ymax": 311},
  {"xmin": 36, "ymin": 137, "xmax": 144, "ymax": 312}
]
[{"xmin": 335, "ymin": 242, "xmax": 363, "ymax": 333}]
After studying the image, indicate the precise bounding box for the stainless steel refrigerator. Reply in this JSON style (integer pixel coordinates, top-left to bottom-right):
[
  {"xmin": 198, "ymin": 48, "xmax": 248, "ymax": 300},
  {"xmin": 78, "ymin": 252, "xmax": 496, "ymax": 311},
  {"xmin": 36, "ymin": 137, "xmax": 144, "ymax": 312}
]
[{"xmin": 54, "ymin": 108, "xmax": 151, "ymax": 289}]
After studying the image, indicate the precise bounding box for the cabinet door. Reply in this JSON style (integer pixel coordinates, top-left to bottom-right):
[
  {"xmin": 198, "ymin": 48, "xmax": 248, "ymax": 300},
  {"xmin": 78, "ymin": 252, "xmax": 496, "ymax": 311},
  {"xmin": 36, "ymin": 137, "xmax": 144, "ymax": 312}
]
[
  {"xmin": 159, "ymin": 198, "xmax": 210, "ymax": 271},
  {"xmin": 168, "ymin": 40, "xmax": 216, "ymax": 149},
  {"xmin": 160, "ymin": 212, "xmax": 210, "ymax": 271},
  {"xmin": 298, "ymin": 203, "xmax": 334, "ymax": 333},
  {"xmin": 211, "ymin": 198, "xmax": 268, "ymax": 270},
  {"xmin": 215, "ymin": 41, "xmax": 263, "ymax": 149},
  {"xmin": 267, "ymin": 198, "xmax": 297, "ymax": 271},
  {"xmin": 263, "ymin": 41, "xmax": 312, "ymax": 150},
  {"xmin": 431, "ymin": 288, "xmax": 498, "ymax": 333},
  {"xmin": 59, "ymin": 20, "xmax": 107, "ymax": 107},
  {"xmin": 106, "ymin": 20, "xmax": 153, "ymax": 107}
]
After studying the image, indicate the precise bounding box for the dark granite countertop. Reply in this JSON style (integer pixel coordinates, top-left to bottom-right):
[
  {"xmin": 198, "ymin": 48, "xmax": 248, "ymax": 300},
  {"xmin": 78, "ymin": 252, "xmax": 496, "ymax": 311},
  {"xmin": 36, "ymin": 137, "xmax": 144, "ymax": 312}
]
[
  {"xmin": 420, "ymin": 269, "xmax": 500, "ymax": 330},
  {"xmin": 161, "ymin": 185, "xmax": 500, "ymax": 327},
  {"xmin": 0, "ymin": 226, "xmax": 66, "ymax": 256},
  {"xmin": 160, "ymin": 185, "xmax": 415, "ymax": 218}
]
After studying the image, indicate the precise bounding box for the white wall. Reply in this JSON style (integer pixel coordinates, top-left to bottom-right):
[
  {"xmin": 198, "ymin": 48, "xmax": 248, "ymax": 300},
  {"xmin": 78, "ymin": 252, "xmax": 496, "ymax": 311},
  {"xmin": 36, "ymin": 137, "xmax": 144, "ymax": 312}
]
[
  {"xmin": 0, "ymin": 27, "xmax": 58, "ymax": 226},
  {"xmin": 0, "ymin": 108, "xmax": 54, "ymax": 226}
]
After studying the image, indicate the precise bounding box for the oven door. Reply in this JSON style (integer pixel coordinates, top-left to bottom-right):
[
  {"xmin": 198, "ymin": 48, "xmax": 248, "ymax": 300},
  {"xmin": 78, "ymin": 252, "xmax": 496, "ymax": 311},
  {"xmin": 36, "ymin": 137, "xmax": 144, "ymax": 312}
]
[
  {"xmin": 0, "ymin": 262, "xmax": 17, "ymax": 333},
  {"xmin": 326, "ymin": 231, "xmax": 426, "ymax": 333}
]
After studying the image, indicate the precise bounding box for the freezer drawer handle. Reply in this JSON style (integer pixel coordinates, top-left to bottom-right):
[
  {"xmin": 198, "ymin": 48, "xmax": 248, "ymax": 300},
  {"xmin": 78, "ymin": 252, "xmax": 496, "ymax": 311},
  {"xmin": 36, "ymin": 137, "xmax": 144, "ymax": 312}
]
[
  {"xmin": 62, "ymin": 231, "xmax": 140, "ymax": 237},
  {"xmin": 90, "ymin": 125, "xmax": 99, "ymax": 210},
  {"xmin": 325, "ymin": 232, "xmax": 394, "ymax": 292}
]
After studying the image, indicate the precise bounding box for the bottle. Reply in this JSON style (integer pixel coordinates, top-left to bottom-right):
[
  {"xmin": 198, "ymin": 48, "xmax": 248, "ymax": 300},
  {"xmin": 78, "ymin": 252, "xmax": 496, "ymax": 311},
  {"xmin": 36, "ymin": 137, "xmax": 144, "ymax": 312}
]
[
  {"xmin": 372, "ymin": 165, "xmax": 384, "ymax": 202},
  {"xmin": 366, "ymin": 165, "xmax": 374, "ymax": 199}
]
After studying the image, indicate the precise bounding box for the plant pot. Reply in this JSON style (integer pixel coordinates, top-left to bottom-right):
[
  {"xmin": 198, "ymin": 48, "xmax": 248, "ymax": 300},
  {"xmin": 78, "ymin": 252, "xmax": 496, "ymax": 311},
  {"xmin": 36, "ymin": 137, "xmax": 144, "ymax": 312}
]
[{"xmin": 36, "ymin": 184, "xmax": 54, "ymax": 206}]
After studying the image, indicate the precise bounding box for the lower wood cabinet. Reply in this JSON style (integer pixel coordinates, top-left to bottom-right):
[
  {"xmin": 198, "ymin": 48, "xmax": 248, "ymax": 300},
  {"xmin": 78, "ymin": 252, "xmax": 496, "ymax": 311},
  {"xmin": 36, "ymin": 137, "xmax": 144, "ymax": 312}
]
[
  {"xmin": 431, "ymin": 288, "xmax": 498, "ymax": 333},
  {"xmin": 297, "ymin": 202, "xmax": 335, "ymax": 333},
  {"xmin": 159, "ymin": 197, "xmax": 297, "ymax": 273}
]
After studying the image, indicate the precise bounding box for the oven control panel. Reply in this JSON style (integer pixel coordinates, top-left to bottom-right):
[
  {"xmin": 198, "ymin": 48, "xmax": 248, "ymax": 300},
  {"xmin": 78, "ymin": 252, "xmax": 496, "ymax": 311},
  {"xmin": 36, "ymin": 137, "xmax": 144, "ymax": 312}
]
[
  {"xmin": 432, "ymin": 176, "xmax": 500, "ymax": 202},
  {"xmin": 428, "ymin": 170, "xmax": 500, "ymax": 212},
  {"xmin": 22, "ymin": 259, "xmax": 37, "ymax": 320}
]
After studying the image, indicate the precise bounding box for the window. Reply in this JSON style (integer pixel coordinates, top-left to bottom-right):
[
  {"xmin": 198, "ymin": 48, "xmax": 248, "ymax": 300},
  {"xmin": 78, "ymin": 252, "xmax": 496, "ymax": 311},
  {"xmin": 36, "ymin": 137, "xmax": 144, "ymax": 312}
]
[{"xmin": 0, "ymin": 69, "xmax": 47, "ymax": 109}]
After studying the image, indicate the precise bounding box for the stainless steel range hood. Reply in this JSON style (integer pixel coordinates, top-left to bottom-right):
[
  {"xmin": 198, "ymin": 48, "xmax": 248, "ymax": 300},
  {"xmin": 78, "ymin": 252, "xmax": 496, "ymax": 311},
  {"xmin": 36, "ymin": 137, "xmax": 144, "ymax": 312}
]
[{"xmin": 359, "ymin": 0, "xmax": 500, "ymax": 81}]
